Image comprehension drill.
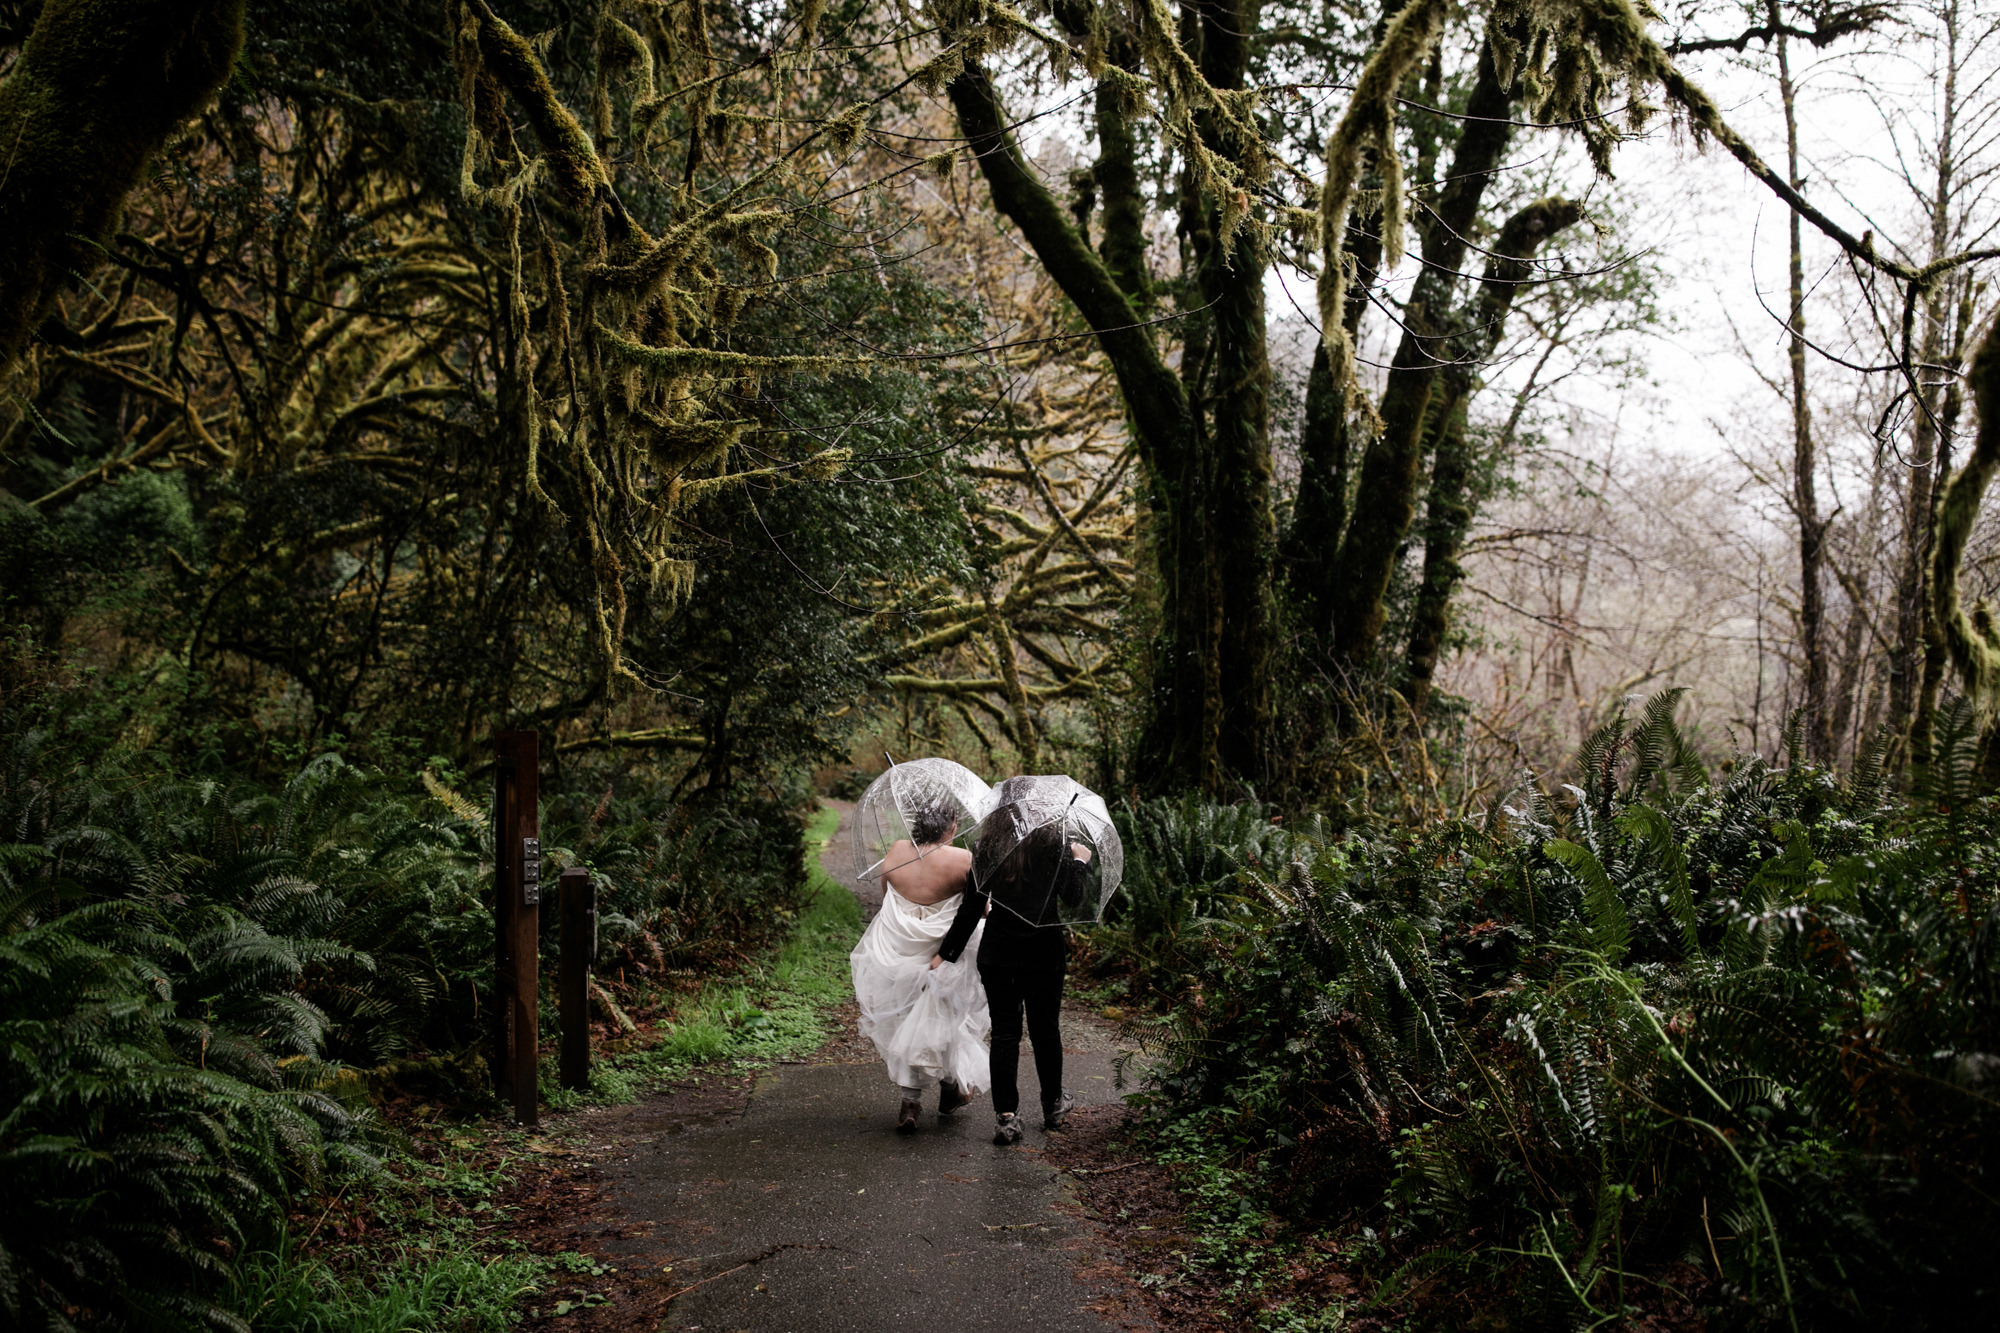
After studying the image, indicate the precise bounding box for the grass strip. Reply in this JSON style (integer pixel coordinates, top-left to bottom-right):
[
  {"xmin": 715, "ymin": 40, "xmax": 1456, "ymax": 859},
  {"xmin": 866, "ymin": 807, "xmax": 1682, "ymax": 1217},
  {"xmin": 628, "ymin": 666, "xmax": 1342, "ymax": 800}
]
[
  {"xmin": 231, "ymin": 1240, "xmax": 544, "ymax": 1333},
  {"xmin": 229, "ymin": 805, "xmax": 863, "ymax": 1330},
  {"xmin": 547, "ymin": 801, "xmax": 862, "ymax": 1105}
]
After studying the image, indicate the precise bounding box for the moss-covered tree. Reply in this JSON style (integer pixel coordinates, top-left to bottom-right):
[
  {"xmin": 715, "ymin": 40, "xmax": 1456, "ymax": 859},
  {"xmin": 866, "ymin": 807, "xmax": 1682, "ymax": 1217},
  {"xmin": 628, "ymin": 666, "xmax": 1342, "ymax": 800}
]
[
  {"xmin": 0, "ymin": 0, "xmax": 982, "ymax": 777},
  {"xmin": 0, "ymin": 0, "xmax": 247, "ymax": 362},
  {"xmin": 1927, "ymin": 315, "xmax": 2000, "ymax": 771}
]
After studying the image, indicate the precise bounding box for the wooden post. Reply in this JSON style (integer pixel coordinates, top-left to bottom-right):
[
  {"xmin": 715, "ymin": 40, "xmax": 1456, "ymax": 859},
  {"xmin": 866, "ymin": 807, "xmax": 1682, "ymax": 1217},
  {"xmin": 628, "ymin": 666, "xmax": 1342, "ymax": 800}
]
[
  {"xmin": 492, "ymin": 736, "xmax": 515, "ymax": 1102},
  {"xmin": 492, "ymin": 730, "xmax": 540, "ymax": 1125},
  {"xmin": 558, "ymin": 867, "xmax": 594, "ymax": 1092}
]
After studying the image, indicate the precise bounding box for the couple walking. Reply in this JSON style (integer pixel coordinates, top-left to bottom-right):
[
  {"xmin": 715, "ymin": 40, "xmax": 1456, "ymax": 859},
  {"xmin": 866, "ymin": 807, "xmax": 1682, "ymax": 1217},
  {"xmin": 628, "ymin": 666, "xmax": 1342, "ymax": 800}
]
[{"xmin": 848, "ymin": 773, "xmax": 1096, "ymax": 1145}]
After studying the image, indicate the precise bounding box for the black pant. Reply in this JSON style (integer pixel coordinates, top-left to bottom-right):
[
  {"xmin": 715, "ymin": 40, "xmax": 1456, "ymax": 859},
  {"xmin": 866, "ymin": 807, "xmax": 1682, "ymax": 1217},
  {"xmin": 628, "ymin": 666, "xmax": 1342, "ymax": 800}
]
[{"xmin": 982, "ymin": 964, "xmax": 1064, "ymax": 1117}]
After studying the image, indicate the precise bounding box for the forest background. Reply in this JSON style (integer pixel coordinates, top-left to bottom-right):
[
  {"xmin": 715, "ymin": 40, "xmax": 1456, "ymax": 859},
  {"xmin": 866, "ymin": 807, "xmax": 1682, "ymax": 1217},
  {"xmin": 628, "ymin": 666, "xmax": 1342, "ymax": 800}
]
[{"xmin": 1, "ymin": 0, "xmax": 1997, "ymax": 1330}]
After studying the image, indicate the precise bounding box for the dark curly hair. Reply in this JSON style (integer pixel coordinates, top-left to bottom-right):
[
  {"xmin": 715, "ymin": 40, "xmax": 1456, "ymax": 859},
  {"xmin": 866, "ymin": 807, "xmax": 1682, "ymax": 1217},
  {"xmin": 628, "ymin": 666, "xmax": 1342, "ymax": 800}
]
[{"xmin": 976, "ymin": 820, "xmax": 1065, "ymax": 892}]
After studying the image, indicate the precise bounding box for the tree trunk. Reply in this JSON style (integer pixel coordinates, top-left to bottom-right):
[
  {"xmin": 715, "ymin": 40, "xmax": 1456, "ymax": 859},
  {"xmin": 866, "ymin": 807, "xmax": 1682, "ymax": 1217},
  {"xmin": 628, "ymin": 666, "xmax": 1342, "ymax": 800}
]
[
  {"xmin": 1889, "ymin": 307, "xmax": 1946, "ymax": 767},
  {"xmin": 1926, "ymin": 318, "xmax": 2000, "ymax": 768},
  {"xmin": 1286, "ymin": 211, "xmax": 1382, "ymax": 636},
  {"xmin": 1889, "ymin": 0, "xmax": 1964, "ymax": 776},
  {"xmin": 1771, "ymin": 5, "xmax": 1832, "ymax": 763},
  {"xmin": 1327, "ymin": 29, "xmax": 1515, "ymax": 667},
  {"xmin": 1186, "ymin": 0, "xmax": 1273, "ymax": 785},
  {"xmin": 1403, "ymin": 199, "xmax": 1583, "ymax": 716},
  {"xmin": 1911, "ymin": 285, "xmax": 1976, "ymax": 773},
  {"xmin": 1282, "ymin": 0, "xmax": 1400, "ymax": 630},
  {"xmin": 948, "ymin": 15, "xmax": 1273, "ymax": 794},
  {"xmin": 0, "ymin": 0, "xmax": 247, "ymax": 363},
  {"xmin": 1828, "ymin": 457, "xmax": 1886, "ymax": 759},
  {"xmin": 1091, "ymin": 26, "xmax": 1152, "ymax": 308}
]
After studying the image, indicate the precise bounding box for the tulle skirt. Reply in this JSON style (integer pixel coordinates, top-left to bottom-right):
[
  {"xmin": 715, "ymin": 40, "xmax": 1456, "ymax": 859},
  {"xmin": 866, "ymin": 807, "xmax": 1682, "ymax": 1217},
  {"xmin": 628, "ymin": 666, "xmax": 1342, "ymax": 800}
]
[{"xmin": 849, "ymin": 889, "xmax": 990, "ymax": 1093}]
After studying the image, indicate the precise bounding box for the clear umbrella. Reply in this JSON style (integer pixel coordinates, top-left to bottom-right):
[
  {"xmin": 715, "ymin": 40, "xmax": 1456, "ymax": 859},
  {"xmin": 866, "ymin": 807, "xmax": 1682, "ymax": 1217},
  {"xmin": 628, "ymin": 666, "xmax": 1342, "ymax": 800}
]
[
  {"xmin": 851, "ymin": 757, "xmax": 992, "ymax": 884},
  {"xmin": 970, "ymin": 774, "xmax": 1124, "ymax": 926}
]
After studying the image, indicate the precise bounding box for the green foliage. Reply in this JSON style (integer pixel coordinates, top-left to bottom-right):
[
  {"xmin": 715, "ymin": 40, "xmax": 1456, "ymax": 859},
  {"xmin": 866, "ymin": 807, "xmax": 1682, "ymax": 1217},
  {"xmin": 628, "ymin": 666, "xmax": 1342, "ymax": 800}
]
[
  {"xmin": 0, "ymin": 725, "xmax": 834, "ymax": 1328},
  {"xmin": 4, "ymin": 0, "xmax": 987, "ymax": 792},
  {"xmin": 2, "ymin": 740, "xmax": 496, "ymax": 1066},
  {"xmin": 228, "ymin": 1243, "xmax": 542, "ymax": 1333},
  {"xmin": 1102, "ymin": 690, "xmax": 2000, "ymax": 1330},
  {"xmin": 543, "ymin": 780, "xmax": 810, "ymax": 983},
  {"xmin": 0, "ymin": 887, "xmax": 362, "ymax": 1332},
  {"xmin": 561, "ymin": 802, "xmax": 863, "ymax": 1104},
  {"xmin": 0, "ymin": 739, "xmax": 490, "ymax": 1329},
  {"xmin": 1099, "ymin": 796, "xmax": 1298, "ymax": 970}
]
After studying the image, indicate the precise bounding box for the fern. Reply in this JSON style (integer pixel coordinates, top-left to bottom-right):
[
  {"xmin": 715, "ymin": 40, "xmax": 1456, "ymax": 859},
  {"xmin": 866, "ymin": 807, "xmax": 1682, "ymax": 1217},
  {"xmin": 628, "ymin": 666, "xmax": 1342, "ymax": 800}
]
[
  {"xmin": 0, "ymin": 908, "xmax": 355, "ymax": 1333},
  {"xmin": 1111, "ymin": 688, "xmax": 2000, "ymax": 1328},
  {"xmin": 1543, "ymin": 839, "xmax": 1631, "ymax": 965}
]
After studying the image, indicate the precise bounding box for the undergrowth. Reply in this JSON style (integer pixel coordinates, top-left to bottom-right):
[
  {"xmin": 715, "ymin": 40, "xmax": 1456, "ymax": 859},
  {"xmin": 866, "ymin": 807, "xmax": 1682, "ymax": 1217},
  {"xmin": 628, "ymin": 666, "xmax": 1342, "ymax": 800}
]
[
  {"xmin": 229, "ymin": 1244, "xmax": 543, "ymax": 1333},
  {"xmin": 1092, "ymin": 691, "xmax": 2000, "ymax": 1331},
  {"xmin": 0, "ymin": 714, "xmax": 846, "ymax": 1331},
  {"xmin": 544, "ymin": 803, "xmax": 861, "ymax": 1109}
]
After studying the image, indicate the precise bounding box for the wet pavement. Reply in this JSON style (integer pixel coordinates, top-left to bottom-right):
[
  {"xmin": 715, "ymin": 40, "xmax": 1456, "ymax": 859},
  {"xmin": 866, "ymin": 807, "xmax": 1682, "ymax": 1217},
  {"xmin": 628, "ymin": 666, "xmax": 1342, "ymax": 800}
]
[
  {"xmin": 592, "ymin": 1042, "xmax": 1137, "ymax": 1331},
  {"xmin": 573, "ymin": 799, "xmax": 1145, "ymax": 1331}
]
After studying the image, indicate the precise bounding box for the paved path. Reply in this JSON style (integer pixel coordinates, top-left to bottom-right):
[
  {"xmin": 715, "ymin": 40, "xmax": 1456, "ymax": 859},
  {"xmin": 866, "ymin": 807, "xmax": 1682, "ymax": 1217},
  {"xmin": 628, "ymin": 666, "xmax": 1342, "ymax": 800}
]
[{"xmin": 577, "ymin": 801, "xmax": 1144, "ymax": 1332}]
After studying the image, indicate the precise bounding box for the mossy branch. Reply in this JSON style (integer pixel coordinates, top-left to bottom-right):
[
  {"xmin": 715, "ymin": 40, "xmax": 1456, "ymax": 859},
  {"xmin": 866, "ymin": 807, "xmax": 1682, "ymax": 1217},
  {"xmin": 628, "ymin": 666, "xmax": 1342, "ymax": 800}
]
[
  {"xmin": 0, "ymin": 0, "xmax": 248, "ymax": 364},
  {"xmin": 1929, "ymin": 318, "xmax": 2000, "ymax": 719},
  {"xmin": 594, "ymin": 325, "xmax": 861, "ymax": 378},
  {"xmin": 462, "ymin": 0, "xmax": 610, "ymax": 203},
  {"xmin": 1316, "ymin": 0, "xmax": 1448, "ymax": 391}
]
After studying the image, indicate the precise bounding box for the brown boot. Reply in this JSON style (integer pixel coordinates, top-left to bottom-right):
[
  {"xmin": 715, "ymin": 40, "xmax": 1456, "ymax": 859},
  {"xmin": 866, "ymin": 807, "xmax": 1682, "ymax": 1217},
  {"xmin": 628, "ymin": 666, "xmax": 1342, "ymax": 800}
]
[
  {"xmin": 937, "ymin": 1080, "xmax": 974, "ymax": 1115},
  {"xmin": 896, "ymin": 1096, "xmax": 921, "ymax": 1134}
]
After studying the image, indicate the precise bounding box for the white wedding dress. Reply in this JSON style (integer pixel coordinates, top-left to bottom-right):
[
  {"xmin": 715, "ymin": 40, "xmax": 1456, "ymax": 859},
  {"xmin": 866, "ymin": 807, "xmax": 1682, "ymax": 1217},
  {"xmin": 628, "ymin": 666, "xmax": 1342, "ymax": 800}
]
[{"xmin": 849, "ymin": 886, "xmax": 990, "ymax": 1093}]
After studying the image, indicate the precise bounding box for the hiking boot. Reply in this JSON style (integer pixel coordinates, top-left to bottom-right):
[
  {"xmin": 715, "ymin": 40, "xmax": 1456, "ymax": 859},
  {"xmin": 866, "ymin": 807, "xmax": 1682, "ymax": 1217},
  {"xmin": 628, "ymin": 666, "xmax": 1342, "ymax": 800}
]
[
  {"xmin": 897, "ymin": 1097, "xmax": 921, "ymax": 1135},
  {"xmin": 992, "ymin": 1112, "xmax": 1023, "ymax": 1145},
  {"xmin": 937, "ymin": 1081, "xmax": 974, "ymax": 1115},
  {"xmin": 1042, "ymin": 1089, "xmax": 1075, "ymax": 1131}
]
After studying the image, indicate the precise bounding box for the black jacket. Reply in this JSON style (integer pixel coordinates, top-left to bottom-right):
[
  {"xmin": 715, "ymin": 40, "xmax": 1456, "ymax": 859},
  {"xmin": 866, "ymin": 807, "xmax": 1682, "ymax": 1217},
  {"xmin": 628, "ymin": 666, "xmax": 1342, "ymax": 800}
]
[{"xmin": 936, "ymin": 855, "xmax": 1088, "ymax": 973}]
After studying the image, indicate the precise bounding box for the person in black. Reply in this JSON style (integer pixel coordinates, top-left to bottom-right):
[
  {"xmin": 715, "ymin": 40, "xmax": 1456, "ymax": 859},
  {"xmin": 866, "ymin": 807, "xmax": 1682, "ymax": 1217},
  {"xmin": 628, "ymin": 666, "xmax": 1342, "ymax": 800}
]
[{"xmin": 930, "ymin": 806, "xmax": 1093, "ymax": 1144}]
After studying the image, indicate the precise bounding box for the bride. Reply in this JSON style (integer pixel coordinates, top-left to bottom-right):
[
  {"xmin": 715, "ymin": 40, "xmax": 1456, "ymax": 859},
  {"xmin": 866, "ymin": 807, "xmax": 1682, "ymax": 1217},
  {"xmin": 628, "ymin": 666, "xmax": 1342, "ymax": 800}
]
[{"xmin": 848, "ymin": 801, "xmax": 990, "ymax": 1133}]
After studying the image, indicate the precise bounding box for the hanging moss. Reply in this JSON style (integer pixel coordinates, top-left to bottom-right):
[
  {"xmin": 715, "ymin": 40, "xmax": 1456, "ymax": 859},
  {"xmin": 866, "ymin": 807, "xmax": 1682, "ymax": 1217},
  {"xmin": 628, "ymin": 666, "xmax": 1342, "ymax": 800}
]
[
  {"xmin": 462, "ymin": 0, "xmax": 610, "ymax": 204},
  {"xmin": 1315, "ymin": 0, "xmax": 1718, "ymax": 395},
  {"xmin": 1315, "ymin": 0, "xmax": 1448, "ymax": 391},
  {"xmin": 441, "ymin": 1, "xmax": 888, "ymax": 686}
]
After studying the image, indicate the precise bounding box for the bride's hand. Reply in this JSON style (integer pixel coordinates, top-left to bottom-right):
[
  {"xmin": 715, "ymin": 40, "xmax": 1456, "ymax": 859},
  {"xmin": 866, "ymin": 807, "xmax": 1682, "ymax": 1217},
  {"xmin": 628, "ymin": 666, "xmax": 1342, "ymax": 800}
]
[{"xmin": 928, "ymin": 954, "xmax": 944, "ymax": 970}]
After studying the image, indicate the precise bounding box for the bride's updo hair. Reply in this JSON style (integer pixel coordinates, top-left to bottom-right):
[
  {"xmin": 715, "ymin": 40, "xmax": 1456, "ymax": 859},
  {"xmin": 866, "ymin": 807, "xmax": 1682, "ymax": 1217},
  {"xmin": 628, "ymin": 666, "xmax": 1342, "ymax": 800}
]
[{"xmin": 909, "ymin": 802, "xmax": 957, "ymax": 846}]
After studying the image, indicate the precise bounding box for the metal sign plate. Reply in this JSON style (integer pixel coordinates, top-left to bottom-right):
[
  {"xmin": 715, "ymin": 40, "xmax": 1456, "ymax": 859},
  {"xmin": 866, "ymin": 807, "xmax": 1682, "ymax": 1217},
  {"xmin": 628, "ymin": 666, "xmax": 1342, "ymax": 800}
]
[{"xmin": 521, "ymin": 837, "xmax": 541, "ymax": 905}]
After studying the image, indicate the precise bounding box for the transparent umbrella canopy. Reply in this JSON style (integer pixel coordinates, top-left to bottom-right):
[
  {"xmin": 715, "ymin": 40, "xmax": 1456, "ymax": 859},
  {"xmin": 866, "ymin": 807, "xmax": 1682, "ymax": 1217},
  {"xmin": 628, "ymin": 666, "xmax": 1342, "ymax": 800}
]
[
  {"xmin": 970, "ymin": 774, "xmax": 1124, "ymax": 926},
  {"xmin": 851, "ymin": 758, "xmax": 993, "ymax": 884}
]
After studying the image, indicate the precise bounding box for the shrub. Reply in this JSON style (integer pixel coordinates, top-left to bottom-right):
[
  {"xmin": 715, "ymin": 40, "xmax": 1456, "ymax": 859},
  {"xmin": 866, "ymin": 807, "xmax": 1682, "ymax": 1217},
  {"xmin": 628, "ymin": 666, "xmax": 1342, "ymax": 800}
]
[
  {"xmin": 1108, "ymin": 691, "xmax": 2000, "ymax": 1330},
  {"xmin": 0, "ymin": 903, "xmax": 358, "ymax": 1331},
  {"xmin": 0, "ymin": 732, "xmax": 813, "ymax": 1329}
]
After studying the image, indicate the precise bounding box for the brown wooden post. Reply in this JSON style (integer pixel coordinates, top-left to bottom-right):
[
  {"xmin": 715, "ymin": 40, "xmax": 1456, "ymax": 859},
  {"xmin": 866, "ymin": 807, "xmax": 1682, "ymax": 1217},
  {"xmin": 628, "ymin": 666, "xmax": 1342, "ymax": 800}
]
[
  {"xmin": 492, "ymin": 735, "xmax": 516, "ymax": 1101},
  {"xmin": 558, "ymin": 867, "xmax": 594, "ymax": 1092},
  {"xmin": 493, "ymin": 730, "xmax": 541, "ymax": 1124}
]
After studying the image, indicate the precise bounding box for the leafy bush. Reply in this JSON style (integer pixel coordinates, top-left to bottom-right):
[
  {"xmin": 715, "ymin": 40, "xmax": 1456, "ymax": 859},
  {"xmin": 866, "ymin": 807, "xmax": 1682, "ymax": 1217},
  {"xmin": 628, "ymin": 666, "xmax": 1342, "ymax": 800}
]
[
  {"xmin": 0, "ymin": 739, "xmax": 490, "ymax": 1329},
  {"xmin": 542, "ymin": 781, "xmax": 809, "ymax": 983},
  {"xmin": 1107, "ymin": 691, "xmax": 1999, "ymax": 1330},
  {"xmin": 1099, "ymin": 795, "xmax": 1301, "ymax": 973},
  {"xmin": 0, "ymin": 733, "xmax": 816, "ymax": 1329}
]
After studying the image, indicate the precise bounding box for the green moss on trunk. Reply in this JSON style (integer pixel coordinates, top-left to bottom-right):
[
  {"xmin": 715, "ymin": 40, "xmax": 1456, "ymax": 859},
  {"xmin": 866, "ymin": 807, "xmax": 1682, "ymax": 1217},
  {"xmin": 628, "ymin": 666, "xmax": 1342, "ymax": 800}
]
[
  {"xmin": 1928, "ymin": 316, "xmax": 2000, "ymax": 773},
  {"xmin": 1402, "ymin": 199, "xmax": 1584, "ymax": 716},
  {"xmin": 1327, "ymin": 30, "xmax": 1514, "ymax": 668},
  {"xmin": 0, "ymin": 0, "xmax": 247, "ymax": 363}
]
